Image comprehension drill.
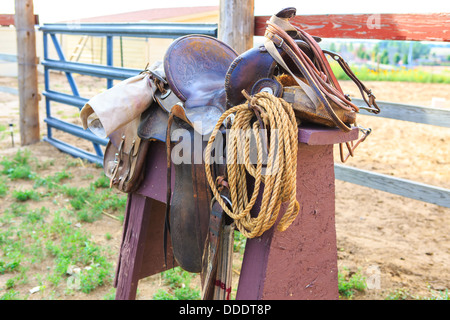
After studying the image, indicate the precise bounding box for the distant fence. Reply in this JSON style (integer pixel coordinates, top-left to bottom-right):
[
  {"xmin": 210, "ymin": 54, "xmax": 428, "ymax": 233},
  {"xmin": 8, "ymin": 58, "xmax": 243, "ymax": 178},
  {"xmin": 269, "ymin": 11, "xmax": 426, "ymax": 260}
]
[
  {"xmin": 0, "ymin": 53, "xmax": 18, "ymax": 94},
  {"xmin": 39, "ymin": 22, "xmax": 218, "ymax": 164},
  {"xmin": 254, "ymin": 13, "xmax": 450, "ymax": 208}
]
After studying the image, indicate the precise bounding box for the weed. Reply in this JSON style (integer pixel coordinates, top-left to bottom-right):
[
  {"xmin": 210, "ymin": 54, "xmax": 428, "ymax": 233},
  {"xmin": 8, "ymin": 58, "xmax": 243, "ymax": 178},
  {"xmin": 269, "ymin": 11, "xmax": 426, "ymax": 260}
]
[
  {"xmin": 79, "ymin": 264, "xmax": 112, "ymax": 293},
  {"xmin": 82, "ymin": 174, "xmax": 94, "ymax": 180},
  {"xmin": 36, "ymin": 159, "xmax": 54, "ymax": 170},
  {"xmin": 426, "ymin": 288, "xmax": 449, "ymax": 300},
  {"xmin": 103, "ymin": 288, "xmax": 117, "ymax": 300},
  {"xmin": 12, "ymin": 189, "xmax": 40, "ymax": 202},
  {"xmin": 25, "ymin": 207, "xmax": 47, "ymax": 224},
  {"xmin": 153, "ymin": 267, "xmax": 200, "ymax": 300},
  {"xmin": 0, "ymin": 289, "xmax": 20, "ymax": 300},
  {"xmin": 8, "ymin": 203, "xmax": 29, "ymax": 217},
  {"xmin": 59, "ymin": 183, "xmax": 126, "ymax": 223},
  {"xmin": 153, "ymin": 288, "xmax": 176, "ymax": 300},
  {"xmin": 233, "ymin": 230, "xmax": 247, "ymax": 254},
  {"xmin": 5, "ymin": 278, "xmax": 15, "ymax": 289},
  {"xmin": 0, "ymin": 149, "xmax": 35, "ymax": 180},
  {"xmin": 0, "ymin": 261, "xmax": 20, "ymax": 274},
  {"xmin": 338, "ymin": 267, "xmax": 367, "ymax": 299},
  {"xmin": 2, "ymin": 164, "xmax": 33, "ymax": 180},
  {"xmin": 64, "ymin": 158, "xmax": 81, "ymax": 168},
  {"xmin": 387, "ymin": 287, "xmax": 450, "ymax": 300},
  {"xmin": 385, "ymin": 288, "xmax": 414, "ymax": 300},
  {"xmin": 0, "ymin": 176, "xmax": 8, "ymax": 197},
  {"xmin": 33, "ymin": 170, "xmax": 73, "ymax": 189},
  {"xmin": 92, "ymin": 173, "xmax": 110, "ymax": 189}
]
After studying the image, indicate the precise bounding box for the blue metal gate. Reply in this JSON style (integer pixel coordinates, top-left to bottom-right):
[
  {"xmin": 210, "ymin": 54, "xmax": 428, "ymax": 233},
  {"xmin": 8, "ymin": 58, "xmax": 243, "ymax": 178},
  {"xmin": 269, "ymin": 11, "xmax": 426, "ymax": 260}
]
[{"xmin": 39, "ymin": 22, "xmax": 218, "ymax": 164}]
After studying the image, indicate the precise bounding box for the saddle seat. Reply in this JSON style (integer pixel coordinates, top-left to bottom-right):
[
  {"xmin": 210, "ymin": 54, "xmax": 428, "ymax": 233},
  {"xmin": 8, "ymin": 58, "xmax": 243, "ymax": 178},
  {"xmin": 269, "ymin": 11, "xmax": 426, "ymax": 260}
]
[{"xmin": 147, "ymin": 34, "xmax": 238, "ymax": 137}]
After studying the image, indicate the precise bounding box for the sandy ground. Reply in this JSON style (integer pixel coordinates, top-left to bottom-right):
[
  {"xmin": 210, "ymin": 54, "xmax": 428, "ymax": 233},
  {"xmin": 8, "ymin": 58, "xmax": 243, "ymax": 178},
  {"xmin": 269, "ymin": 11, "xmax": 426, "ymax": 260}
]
[{"xmin": 0, "ymin": 73, "xmax": 449, "ymax": 300}]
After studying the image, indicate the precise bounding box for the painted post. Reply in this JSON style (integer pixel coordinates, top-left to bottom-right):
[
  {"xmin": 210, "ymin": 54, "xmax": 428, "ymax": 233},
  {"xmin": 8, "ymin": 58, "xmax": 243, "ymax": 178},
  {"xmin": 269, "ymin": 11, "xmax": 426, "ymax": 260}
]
[
  {"xmin": 114, "ymin": 126, "xmax": 359, "ymax": 300},
  {"xmin": 15, "ymin": 0, "xmax": 40, "ymax": 145},
  {"xmin": 235, "ymin": 126, "xmax": 359, "ymax": 300},
  {"xmin": 219, "ymin": 0, "xmax": 254, "ymax": 54}
]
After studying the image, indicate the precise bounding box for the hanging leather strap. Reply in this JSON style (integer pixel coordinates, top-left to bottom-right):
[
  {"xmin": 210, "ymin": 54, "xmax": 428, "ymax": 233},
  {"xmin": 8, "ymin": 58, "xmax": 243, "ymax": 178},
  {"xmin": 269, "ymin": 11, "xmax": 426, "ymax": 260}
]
[
  {"xmin": 265, "ymin": 24, "xmax": 354, "ymax": 132},
  {"xmin": 267, "ymin": 14, "xmax": 380, "ymax": 115},
  {"xmin": 264, "ymin": 39, "xmax": 321, "ymax": 108},
  {"xmin": 323, "ymin": 50, "xmax": 380, "ymax": 114}
]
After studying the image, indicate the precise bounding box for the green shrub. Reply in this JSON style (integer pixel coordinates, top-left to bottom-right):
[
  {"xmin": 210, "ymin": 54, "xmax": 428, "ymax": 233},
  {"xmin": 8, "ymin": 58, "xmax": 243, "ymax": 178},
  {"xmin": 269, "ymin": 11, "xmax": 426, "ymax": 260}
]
[
  {"xmin": 338, "ymin": 267, "xmax": 367, "ymax": 298},
  {"xmin": 0, "ymin": 149, "xmax": 34, "ymax": 180},
  {"xmin": 12, "ymin": 189, "xmax": 40, "ymax": 202}
]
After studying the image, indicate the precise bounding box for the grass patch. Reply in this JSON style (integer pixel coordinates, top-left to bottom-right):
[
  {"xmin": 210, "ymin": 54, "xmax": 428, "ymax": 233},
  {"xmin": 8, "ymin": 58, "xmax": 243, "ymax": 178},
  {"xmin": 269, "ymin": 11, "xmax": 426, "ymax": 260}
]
[
  {"xmin": 12, "ymin": 189, "xmax": 41, "ymax": 202},
  {"xmin": 386, "ymin": 287, "xmax": 450, "ymax": 300},
  {"xmin": 0, "ymin": 176, "xmax": 8, "ymax": 197},
  {"xmin": 153, "ymin": 267, "xmax": 201, "ymax": 300},
  {"xmin": 338, "ymin": 267, "xmax": 367, "ymax": 299},
  {"xmin": 0, "ymin": 149, "xmax": 35, "ymax": 180},
  {"xmin": 0, "ymin": 149, "xmax": 125, "ymax": 300}
]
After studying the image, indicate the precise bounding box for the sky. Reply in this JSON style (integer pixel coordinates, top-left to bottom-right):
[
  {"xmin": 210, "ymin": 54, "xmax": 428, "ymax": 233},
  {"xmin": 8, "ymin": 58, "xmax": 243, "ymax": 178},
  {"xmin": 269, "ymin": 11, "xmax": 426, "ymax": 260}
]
[{"xmin": 0, "ymin": 0, "xmax": 449, "ymax": 23}]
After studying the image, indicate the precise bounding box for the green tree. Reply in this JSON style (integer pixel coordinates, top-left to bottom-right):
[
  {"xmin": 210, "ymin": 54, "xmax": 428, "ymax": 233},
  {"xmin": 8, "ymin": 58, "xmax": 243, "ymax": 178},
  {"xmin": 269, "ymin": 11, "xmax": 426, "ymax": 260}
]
[
  {"xmin": 402, "ymin": 53, "xmax": 409, "ymax": 65},
  {"xmin": 380, "ymin": 49, "xmax": 389, "ymax": 64},
  {"xmin": 357, "ymin": 44, "xmax": 366, "ymax": 59},
  {"xmin": 412, "ymin": 42, "xmax": 430, "ymax": 60}
]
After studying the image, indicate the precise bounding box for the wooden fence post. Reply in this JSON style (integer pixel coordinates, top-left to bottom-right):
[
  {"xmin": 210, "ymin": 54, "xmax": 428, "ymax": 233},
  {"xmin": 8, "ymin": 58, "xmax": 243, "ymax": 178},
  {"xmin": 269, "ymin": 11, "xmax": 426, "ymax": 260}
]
[
  {"xmin": 15, "ymin": 0, "xmax": 40, "ymax": 146},
  {"xmin": 219, "ymin": 0, "xmax": 254, "ymax": 54}
]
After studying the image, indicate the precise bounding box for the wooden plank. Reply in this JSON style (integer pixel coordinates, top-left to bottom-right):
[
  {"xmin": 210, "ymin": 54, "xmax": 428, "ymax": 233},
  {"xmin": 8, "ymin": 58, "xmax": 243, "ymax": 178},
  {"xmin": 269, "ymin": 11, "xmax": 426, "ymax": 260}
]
[
  {"xmin": 335, "ymin": 164, "xmax": 450, "ymax": 208},
  {"xmin": 354, "ymin": 98, "xmax": 450, "ymax": 128},
  {"xmin": 299, "ymin": 125, "xmax": 359, "ymax": 145},
  {"xmin": 255, "ymin": 13, "xmax": 450, "ymax": 41},
  {"xmin": 219, "ymin": 0, "xmax": 254, "ymax": 53},
  {"xmin": 15, "ymin": 0, "xmax": 40, "ymax": 145},
  {"xmin": 114, "ymin": 193, "xmax": 153, "ymax": 300},
  {"xmin": 0, "ymin": 13, "xmax": 39, "ymax": 26}
]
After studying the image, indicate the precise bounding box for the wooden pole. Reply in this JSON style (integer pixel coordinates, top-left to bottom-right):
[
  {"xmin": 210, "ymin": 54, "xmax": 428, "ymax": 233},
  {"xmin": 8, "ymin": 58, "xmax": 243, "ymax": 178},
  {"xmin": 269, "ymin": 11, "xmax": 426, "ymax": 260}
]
[
  {"xmin": 15, "ymin": 0, "xmax": 40, "ymax": 146},
  {"xmin": 219, "ymin": 0, "xmax": 254, "ymax": 54}
]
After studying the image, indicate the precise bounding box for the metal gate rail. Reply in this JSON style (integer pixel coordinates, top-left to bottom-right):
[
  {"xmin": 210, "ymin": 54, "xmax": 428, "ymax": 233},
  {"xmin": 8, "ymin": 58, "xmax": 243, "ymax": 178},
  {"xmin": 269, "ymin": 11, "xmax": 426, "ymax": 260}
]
[{"xmin": 40, "ymin": 22, "xmax": 218, "ymax": 164}]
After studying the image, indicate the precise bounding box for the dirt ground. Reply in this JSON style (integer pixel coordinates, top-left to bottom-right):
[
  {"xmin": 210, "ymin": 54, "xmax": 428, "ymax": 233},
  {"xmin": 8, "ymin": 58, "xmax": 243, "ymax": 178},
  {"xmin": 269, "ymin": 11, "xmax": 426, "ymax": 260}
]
[{"xmin": 0, "ymin": 73, "xmax": 449, "ymax": 300}]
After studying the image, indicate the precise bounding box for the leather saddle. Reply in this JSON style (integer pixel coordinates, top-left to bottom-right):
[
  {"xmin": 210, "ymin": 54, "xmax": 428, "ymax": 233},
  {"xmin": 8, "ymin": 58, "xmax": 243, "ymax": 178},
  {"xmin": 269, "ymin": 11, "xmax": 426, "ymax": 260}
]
[
  {"xmin": 138, "ymin": 35, "xmax": 237, "ymax": 273},
  {"xmin": 136, "ymin": 11, "xmax": 338, "ymax": 275},
  {"xmin": 137, "ymin": 6, "xmax": 378, "ymax": 282}
]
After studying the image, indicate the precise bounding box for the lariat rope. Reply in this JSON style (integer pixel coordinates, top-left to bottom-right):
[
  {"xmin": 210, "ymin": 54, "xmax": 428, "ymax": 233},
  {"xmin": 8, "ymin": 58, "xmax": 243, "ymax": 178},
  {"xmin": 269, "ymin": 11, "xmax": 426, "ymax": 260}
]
[{"xmin": 204, "ymin": 91, "xmax": 300, "ymax": 238}]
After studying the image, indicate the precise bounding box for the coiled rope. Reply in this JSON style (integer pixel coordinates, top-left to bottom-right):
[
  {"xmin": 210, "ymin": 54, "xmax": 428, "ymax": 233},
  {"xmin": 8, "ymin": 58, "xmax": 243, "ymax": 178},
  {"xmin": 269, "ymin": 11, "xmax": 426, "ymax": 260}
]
[{"xmin": 204, "ymin": 91, "xmax": 300, "ymax": 238}]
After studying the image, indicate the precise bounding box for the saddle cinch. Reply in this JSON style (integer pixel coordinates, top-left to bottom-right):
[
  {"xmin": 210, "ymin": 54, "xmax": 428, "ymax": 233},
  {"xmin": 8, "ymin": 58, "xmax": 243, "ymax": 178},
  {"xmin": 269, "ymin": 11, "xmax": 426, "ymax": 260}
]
[{"xmin": 81, "ymin": 6, "xmax": 379, "ymax": 299}]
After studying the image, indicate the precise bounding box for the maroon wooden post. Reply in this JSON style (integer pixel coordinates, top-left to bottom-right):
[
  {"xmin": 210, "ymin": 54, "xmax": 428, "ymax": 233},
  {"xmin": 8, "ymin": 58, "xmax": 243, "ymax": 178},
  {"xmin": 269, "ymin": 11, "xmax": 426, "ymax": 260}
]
[
  {"xmin": 236, "ymin": 125, "xmax": 358, "ymax": 300},
  {"xmin": 114, "ymin": 142, "xmax": 177, "ymax": 300},
  {"xmin": 114, "ymin": 126, "xmax": 358, "ymax": 300}
]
